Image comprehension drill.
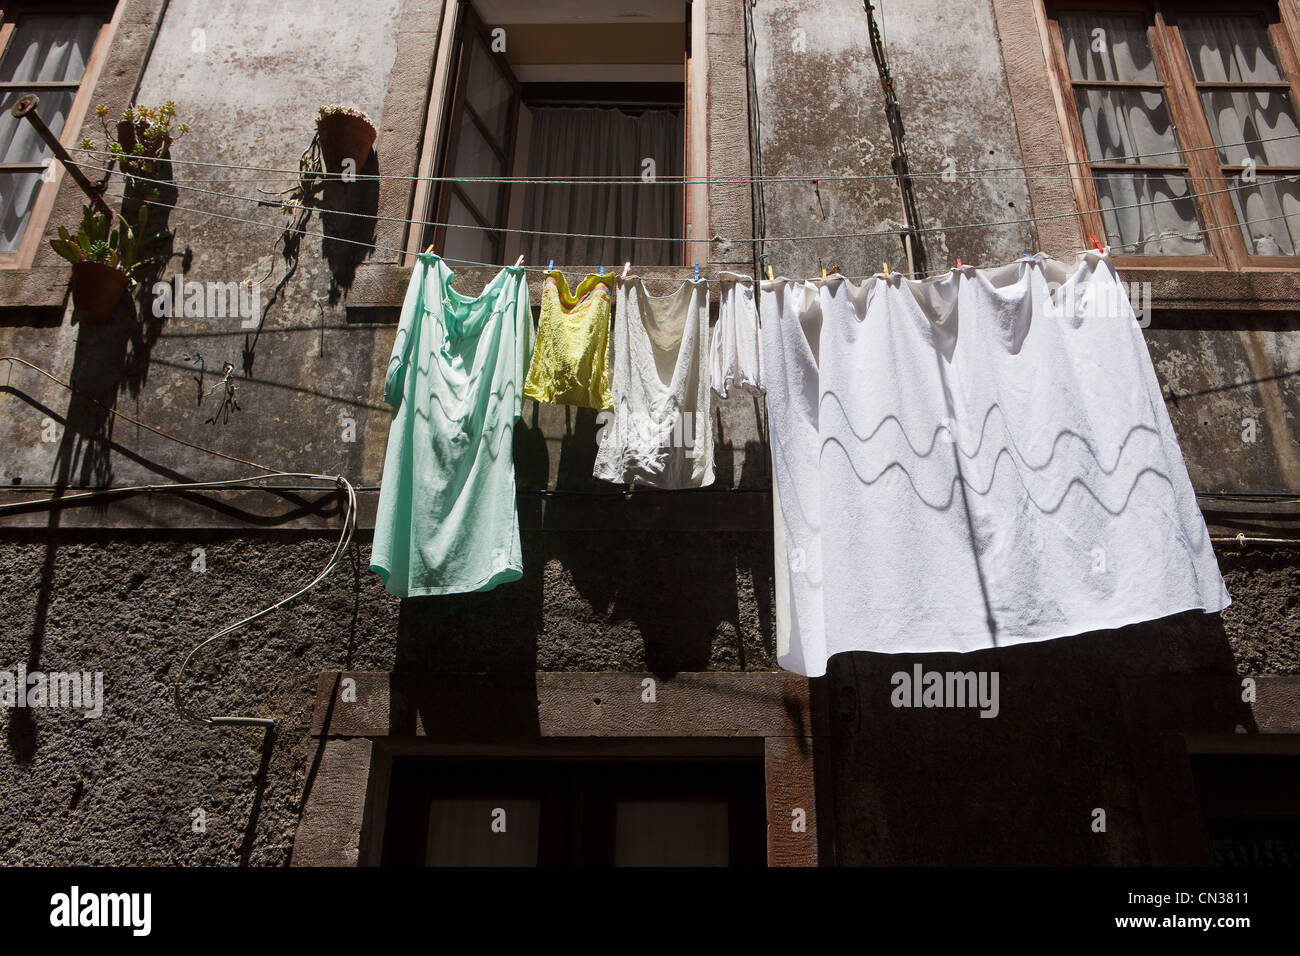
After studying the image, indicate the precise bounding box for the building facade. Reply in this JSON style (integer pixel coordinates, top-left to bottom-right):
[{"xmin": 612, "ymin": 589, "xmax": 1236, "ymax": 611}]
[{"xmin": 0, "ymin": 0, "xmax": 1297, "ymax": 866}]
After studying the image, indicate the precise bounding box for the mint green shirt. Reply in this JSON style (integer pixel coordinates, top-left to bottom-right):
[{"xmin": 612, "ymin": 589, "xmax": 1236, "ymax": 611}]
[{"xmin": 371, "ymin": 254, "xmax": 534, "ymax": 596}]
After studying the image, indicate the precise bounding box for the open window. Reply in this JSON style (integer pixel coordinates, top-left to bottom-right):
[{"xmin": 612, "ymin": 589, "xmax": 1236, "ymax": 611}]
[
  {"xmin": 0, "ymin": 3, "xmax": 114, "ymax": 267},
  {"xmin": 1044, "ymin": 1, "xmax": 1300, "ymax": 268},
  {"xmin": 414, "ymin": 0, "xmax": 689, "ymax": 268}
]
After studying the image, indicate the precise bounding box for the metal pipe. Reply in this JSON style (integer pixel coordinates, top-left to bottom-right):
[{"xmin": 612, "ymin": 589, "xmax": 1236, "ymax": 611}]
[{"xmin": 10, "ymin": 94, "xmax": 113, "ymax": 217}]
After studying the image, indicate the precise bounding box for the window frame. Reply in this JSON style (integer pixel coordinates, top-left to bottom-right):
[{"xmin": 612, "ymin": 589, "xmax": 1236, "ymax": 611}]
[
  {"xmin": 406, "ymin": 0, "xmax": 698, "ymax": 269},
  {"xmin": 424, "ymin": 1, "xmax": 521, "ymax": 264},
  {"xmin": 0, "ymin": 2, "xmax": 116, "ymax": 269},
  {"xmin": 380, "ymin": 755, "xmax": 766, "ymax": 867},
  {"xmin": 1043, "ymin": 0, "xmax": 1300, "ymax": 270}
]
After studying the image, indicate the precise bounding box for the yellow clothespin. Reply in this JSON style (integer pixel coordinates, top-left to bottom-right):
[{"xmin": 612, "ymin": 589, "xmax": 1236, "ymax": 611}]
[
  {"xmin": 424, "ymin": 243, "xmax": 436, "ymax": 255},
  {"xmin": 821, "ymin": 266, "xmax": 827, "ymax": 279},
  {"xmin": 883, "ymin": 262, "xmax": 890, "ymax": 276},
  {"xmin": 766, "ymin": 265, "xmax": 775, "ymax": 281}
]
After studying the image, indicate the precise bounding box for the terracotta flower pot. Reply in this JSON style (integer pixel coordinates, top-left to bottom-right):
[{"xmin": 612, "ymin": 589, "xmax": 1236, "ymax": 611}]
[
  {"xmin": 116, "ymin": 118, "xmax": 171, "ymax": 175},
  {"xmin": 72, "ymin": 260, "xmax": 129, "ymax": 324},
  {"xmin": 316, "ymin": 112, "xmax": 376, "ymax": 173}
]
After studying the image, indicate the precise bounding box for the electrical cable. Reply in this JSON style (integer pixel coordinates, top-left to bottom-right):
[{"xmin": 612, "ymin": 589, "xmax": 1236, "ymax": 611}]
[{"xmin": 0, "ymin": 356, "xmax": 356, "ymax": 731}]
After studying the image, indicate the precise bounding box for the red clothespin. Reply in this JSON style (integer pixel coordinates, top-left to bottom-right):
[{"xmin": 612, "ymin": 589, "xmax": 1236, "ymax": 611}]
[
  {"xmin": 956, "ymin": 257, "xmax": 962, "ymax": 269},
  {"xmin": 1090, "ymin": 233, "xmax": 1104, "ymax": 253}
]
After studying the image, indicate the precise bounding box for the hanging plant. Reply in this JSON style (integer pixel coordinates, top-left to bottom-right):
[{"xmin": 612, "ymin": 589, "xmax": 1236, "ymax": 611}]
[
  {"xmin": 49, "ymin": 205, "xmax": 165, "ymax": 324},
  {"xmin": 314, "ymin": 104, "xmax": 375, "ymax": 175},
  {"xmin": 78, "ymin": 101, "xmax": 191, "ymax": 182}
]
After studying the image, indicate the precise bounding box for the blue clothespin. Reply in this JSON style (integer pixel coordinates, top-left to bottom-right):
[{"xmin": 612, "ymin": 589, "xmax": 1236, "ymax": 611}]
[
  {"xmin": 546, "ymin": 259, "xmax": 554, "ymax": 273},
  {"xmin": 694, "ymin": 263, "xmax": 700, "ymax": 282}
]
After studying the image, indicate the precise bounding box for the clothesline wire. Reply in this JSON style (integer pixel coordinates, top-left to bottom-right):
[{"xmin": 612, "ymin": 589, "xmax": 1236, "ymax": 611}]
[
  {"xmin": 65, "ymin": 130, "xmax": 1300, "ymax": 186},
  {"xmin": 84, "ymin": 154, "xmax": 1300, "ymax": 256},
  {"xmin": 0, "ymin": 354, "xmax": 275, "ymax": 471},
  {"xmin": 834, "ymin": 206, "xmax": 1300, "ymax": 280},
  {"xmin": 121, "ymin": 188, "xmax": 1300, "ymax": 285}
]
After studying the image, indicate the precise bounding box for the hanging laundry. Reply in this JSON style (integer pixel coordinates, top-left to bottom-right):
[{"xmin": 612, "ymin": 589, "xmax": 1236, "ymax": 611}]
[
  {"xmin": 594, "ymin": 275, "xmax": 714, "ymax": 488},
  {"xmin": 760, "ymin": 278, "xmax": 825, "ymax": 677},
  {"xmin": 371, "ymin": 253, "xmax": 534, "ymax": 597},
  {"xmin": 710, "ymin": 272, "xmax": 764, "ymax": 398},
  {"xmin": 761, "ymin": 250, "xmax": 1229, "ymax": 677},
  {"xmin": 524, "ymin": 270, "xmax": 615, "ymax": 409}
]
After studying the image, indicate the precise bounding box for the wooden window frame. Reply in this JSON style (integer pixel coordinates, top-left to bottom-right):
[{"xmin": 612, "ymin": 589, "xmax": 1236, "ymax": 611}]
[
  {"xmin": 0, "ymin": 2, "xmax": 117, "ymax": 269},
  {"xmin": 425, "ymin": 1, "xmax": 521, "ymax": 264},
  {"xmin": 1043, "ymin": 0, "xmax": 1300, "ymax": 271}
]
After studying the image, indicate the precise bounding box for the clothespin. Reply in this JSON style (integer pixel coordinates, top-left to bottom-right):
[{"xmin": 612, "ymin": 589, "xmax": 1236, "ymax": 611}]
[
  {"xmin": 694, "ymin": 263, "xmax": 700, "ymax": 282},
  {"xmin": 883, "ymin": 262, "xmax": 890, "ymax": 276},
  {"xmin": 766, "ymin": 265, "xmax": 775, "ymax": 281},
  {"xmin": 821, "ymin": 266, "xmax": 827, "ymax": 279},
  {"xmin": 424, "ymin": 243, "xmax": 436, "ymax": 255},
  {"xmin": 1090, "ymin": 233, "xmax": 1104, "ymax": 253},
  {"xmin": 514, "ymin": 255, "xmax": 525, "ymax": 268},
  {"xmin": 546, "ymin": 259, "xmax": 554, "ymax": 273},
  {"xmin": 621, "ymin": 261, "xmax": 631, "ymax": 279},
  {"xmin": 599, "ymin": 265, "xmax": 604, "ymax": 276},
  {"xmin": 956, "ymin": 258, "xmax": 962, "ymax": 269}
]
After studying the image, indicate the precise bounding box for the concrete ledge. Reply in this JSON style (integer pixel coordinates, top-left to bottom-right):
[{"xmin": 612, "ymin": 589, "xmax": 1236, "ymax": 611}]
[
  {"xmin": 0, "ymin": 268, "xmax": 71, "ymax": 311},
  {"xmin": 310, "ymin": 670, "xmax": 821, "ymax": 739}
]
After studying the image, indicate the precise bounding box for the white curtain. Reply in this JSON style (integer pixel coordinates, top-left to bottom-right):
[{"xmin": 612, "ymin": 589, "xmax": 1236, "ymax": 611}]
[
  {"xmin": 0, "ymin": 13, "xmax": 101, "ymax": 252},
  {"xmin": 424, "ymin": 799, "xmax": 540, "ymax": 866},
  {"xmin": 1182, "ymin": 15, "xmax": 1300, "ymax": 254},
  {"xmin": 1058, "ymin": 14, "xmax": 1205, "ymax": 254},
  {"xmin": 521, "ymin": 106, "xmax": 683, "ymax": 268},
  {"xmin": 614, "ymin": 800, "xmax": 730, "ymax": 866}
]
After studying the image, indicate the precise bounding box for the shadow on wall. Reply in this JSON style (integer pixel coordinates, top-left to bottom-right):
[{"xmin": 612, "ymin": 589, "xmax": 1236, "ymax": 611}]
[
  {"xmin": 386, "ymin": 400, "xmax": 778, "ymax": 677},
  {"xmin": 244, "ymin": 149, "xmax": 379, "ymax": 377},
  {"xmin": 826, "ymin": 610, "xmax": 1250, "ymax": 865}
]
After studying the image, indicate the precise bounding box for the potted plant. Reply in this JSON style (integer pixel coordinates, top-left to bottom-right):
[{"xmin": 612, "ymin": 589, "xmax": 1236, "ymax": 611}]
[
  {"xmin": 315, "ymin": 104, "xmax": 375, "ymax": 174},
  {"xmin": 49, "ymin": 205, "xmax": 164, "ymax": 323},
  {"xmin": 78, "ymin": 101, "xmax": 190, "ymax": 181}
]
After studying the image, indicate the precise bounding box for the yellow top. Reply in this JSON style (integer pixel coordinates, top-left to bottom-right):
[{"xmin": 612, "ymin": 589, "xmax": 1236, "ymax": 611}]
[{"xmin": 523, "ymin": 271, "xmax": 615, "ymax": 409}]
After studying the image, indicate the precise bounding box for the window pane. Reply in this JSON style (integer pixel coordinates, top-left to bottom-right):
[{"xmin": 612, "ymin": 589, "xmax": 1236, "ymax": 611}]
[
  {"xmin": 0, "ymin": 88, "xmax": 77, "ymax": 163},
  {"xmin": 0, "ymin": 14, "xmax": 100, "ymax": 84},
  {"xmin": 449, "ymin": 116, "xmax": 504, "ymax": 225},
  {"xmin": 1198, "ymin": 89, "xmax": 1300, "ymax": 166},
  {"xmin": 1226, "ymin": 173, "xmax": 1300, "ymax": 254},
  {"xmin": 464, "ymin": 36, "xmax": 514, "ymax": 147},
  {"xmin": 425, "ymin": 799, "xmax": 539, "ymax": 866},
  {"xmin": 0, "ymin": 170, "xmax": 44, "ymax": 252},
  {"xmin": 1059, "ymin": 14, "xmax": 1160, "ymax": 82},
  {"xmin": 1073, "ymin": 88, "xmax": 1182, "ymax": 163},
  {"xmin": 1180, "ymin": 15, "xmax": 1283, "ymax": 83},
  {"xmin": 442, "ymin": 191, "xmax": 496, "ymax": 265},
  {"xmin": 614, "ymin": 800, "xmax": 730, "ymax": 867},
  {"xmin": 1094, "ymin": 173, "xmax": 1207, "ymax": 255}
]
